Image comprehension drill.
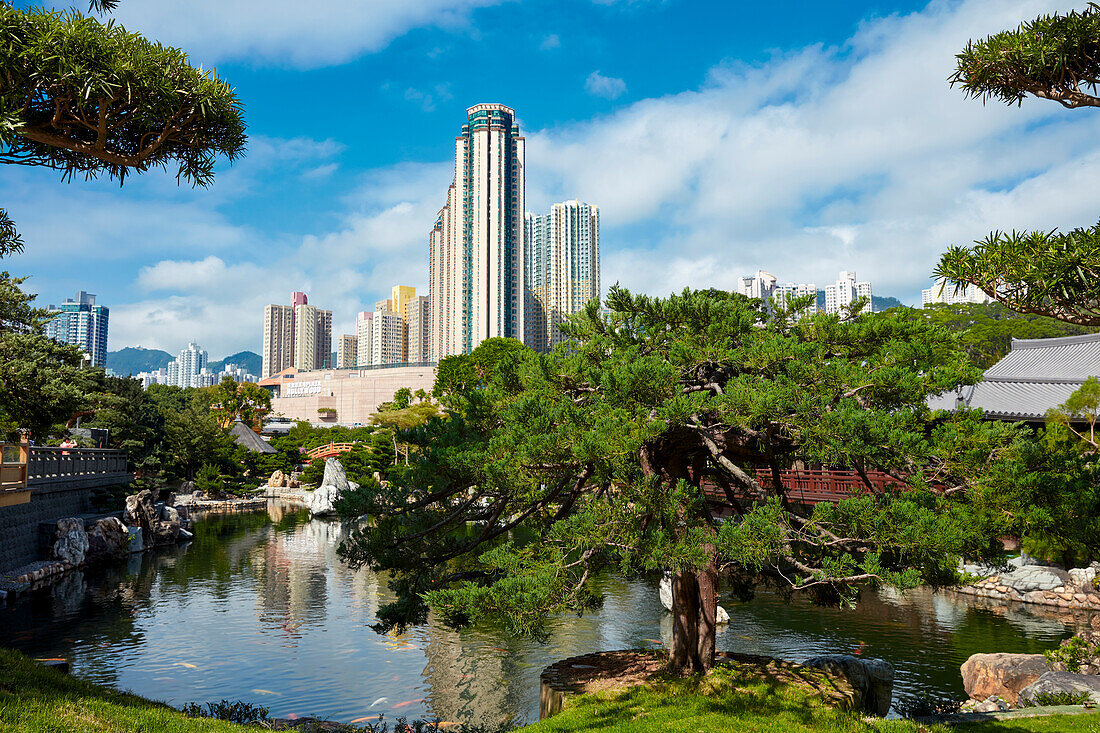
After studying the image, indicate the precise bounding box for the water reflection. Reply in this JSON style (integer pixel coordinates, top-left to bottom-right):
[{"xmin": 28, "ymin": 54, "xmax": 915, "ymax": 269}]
[{"xmin": 0, "ymin": 503, "xmax": 1094, "ymax": 724}]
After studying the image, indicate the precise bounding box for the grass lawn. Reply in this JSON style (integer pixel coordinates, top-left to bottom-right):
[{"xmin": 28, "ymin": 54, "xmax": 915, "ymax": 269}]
[
  {"xmin": 518, "ymin": 661, "xmax": 1100, "ymax": 733},
  {"xmin": 0, "ymin": 648, "xmax": 251, "ymax": 733}
]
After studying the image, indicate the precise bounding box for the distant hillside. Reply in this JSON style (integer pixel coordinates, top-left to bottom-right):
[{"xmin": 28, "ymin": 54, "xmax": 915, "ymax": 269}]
[
  {"xmin": 107, "ymin": 348, "xmax": 262, "ymax": 378},
  {"xmin": 813, "ymin": 292, "xmax": 906, "ymax": 312},
  {"xmin": 209, "ymin": 351, "xmax": 262, "ymax": 376},
  {"xmin": 872, "ymin": 295, "xmax": 905, "ymax": 311},
  {"xmin": 106, "ymin": 347, "xmax": 172, "ymax": 376}
]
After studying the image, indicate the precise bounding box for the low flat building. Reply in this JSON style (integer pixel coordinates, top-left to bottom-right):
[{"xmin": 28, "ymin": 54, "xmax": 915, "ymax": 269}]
[
  {"xmin": 930, "ymin": 333, "xmax": 1100, "ymax": 422},
  {"xmin": 264, "ymin": 364, "xmax": 436, "ymax": 426}
]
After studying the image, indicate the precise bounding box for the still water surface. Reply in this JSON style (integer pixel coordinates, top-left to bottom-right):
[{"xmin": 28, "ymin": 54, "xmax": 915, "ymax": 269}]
[{"xmin": 0, "ymin": 504, "xmax": 1092, "ymax": 725}]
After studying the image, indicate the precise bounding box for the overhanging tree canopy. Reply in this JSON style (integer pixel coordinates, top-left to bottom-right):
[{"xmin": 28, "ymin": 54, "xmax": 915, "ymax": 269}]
[
  {"xmin": 0, "ymin": 3, "xmax": 245, "ymax": 250},
  {"xmin": 937, "ymin": 4, "xmax": 1100, "ymax": 325},
  {"xmin": 951, "ymin": 2, "xmax": 1100, "ymax": 109},
  {"xmin": 337, "ymin": 288, "xmax": 1031, "ymax": 674}
]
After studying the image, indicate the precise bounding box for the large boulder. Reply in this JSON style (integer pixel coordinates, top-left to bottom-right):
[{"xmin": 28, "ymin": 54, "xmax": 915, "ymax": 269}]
[
  {"xmin": 961, "ymin": 653, "xmax": 1051, "ymax": 704},
  {"xmin": 269, "ymin": 470, "xmax": 287, "ymax": 488},
  {"xmin": 124, "ymin": 490, "xmax": 159, "ymax": 541},
  {"xmin": 308, "ymin": 458, "xmax": 357, "ymax": 517},
  {"xmin": 1018, "ymin": 670, "xmax": 1100, "ymax": 705},
  {"xmin": 150, "ymin": 520, "xmax": 180, "ymax": 546},
  {"xmin": 1068, "ymin": 567, "xmax": 1098, "ymax": 592},
  {"xmin": 997, "ymin": 566, "xmax": 1070, "ymax": 593},
  {"xmin": 50, "ymin": 518, "xmax": 88, "ymax": 566},
  {"xmin": 86, "ymin": 517, "xmax": 128, "ymax": 561},
  {"xmin": 804, "ymin": 655, "xmax": 894, "ymax": 716}
]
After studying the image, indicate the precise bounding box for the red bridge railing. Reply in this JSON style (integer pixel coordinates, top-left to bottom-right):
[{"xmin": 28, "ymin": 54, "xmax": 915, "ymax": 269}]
[{"xmin": 703, "ymin": 468, "xmax": 905, "ymax": 507}]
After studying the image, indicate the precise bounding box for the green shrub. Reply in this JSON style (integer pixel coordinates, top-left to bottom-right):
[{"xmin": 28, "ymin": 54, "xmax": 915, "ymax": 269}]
[
  {"xmin": 1021, "ymin": 690, "xmax": 1092, "ymax": 707},
  {"xmin": 895, "ymin": 693, "xmax": 965, "ymax": 719},
  {"xmin": 181, "ymin": 699, "xmax": 268, "ymax": 724},
  {"xmin": 1045, "ymin": 635, "xmax": 1098, "ymax": 673},
  {"xmin": 193, "ymin": 463, "xmax": 222, "ymax": 495}
]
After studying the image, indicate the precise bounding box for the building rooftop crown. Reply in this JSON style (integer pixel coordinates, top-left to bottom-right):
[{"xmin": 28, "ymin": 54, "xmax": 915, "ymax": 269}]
[{"xmin": 467, "ymin": 102, "xmax": 515, "ymax": 116}]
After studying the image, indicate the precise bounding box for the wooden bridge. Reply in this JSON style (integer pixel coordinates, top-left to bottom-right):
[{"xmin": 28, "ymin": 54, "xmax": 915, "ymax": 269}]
[
  {"xmin": 703, "ymin": 467, "xmax": 904, "ymax": 508},
  {"xmin": 1, "ymin": 435, "xmax": 131, "ymax": 507},
  {"xmin": 306, "ymin": 442, "xmax": 360, "ymax": 461}
]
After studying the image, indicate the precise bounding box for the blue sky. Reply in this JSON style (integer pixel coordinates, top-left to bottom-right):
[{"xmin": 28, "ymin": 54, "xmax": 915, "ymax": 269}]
[{"xmin": 6, "ymin": 0, "xmax": 1100, "ymax": 357}]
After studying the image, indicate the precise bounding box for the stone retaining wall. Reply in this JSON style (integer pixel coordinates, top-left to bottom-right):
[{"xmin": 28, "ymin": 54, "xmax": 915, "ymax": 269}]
[
  {"xmin": 957, "ymin": 581, "xmax": 1100, "ymax": 611},
  {"xmin": 0, "ymin": 486, "xmax": 91, "ymax": 573},
  {"xmin": 959, "ymin": 560, "xmax": 1100, "ymax": 612}
]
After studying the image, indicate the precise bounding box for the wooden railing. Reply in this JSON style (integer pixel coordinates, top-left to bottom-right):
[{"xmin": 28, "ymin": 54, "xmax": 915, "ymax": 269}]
[
  {"xmin": 28, "ymin": 446, "xmax": 130, "ymax": 482},
  {"xmin": 0, "ymin": 435, "xmax": 29, "ymax": 494},
  {"xmin": 306, "ymin": 442, "xmax": 359, "ymax": 460},
  {"xmin": 703, "ymin": 468, "xmax": 905, "ymax": 507}
]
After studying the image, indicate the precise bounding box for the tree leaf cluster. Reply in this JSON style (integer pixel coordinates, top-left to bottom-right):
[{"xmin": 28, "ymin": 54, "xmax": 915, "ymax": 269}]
[{"xmin": 951, "ymin": 2, "xmax": 1100, "ymax": 109}]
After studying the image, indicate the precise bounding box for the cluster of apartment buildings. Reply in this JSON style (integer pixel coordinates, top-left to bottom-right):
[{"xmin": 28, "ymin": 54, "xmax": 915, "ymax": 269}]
[
  {"xmin": 736, "ymin": 270, "xmax": 875, "ymax": 315},
  {"xmin": 136, "ymin": 342, "xmax": 257, "ymax": 389}
]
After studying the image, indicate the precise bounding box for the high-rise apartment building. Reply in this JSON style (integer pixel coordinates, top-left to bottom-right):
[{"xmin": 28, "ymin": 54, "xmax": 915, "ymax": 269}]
[
  {"xmin": 166, "ymin": 342, "xmax": 210, "ymax": 388},
  {"xmin": 336, "ymin": 334, "xmax": 358, "ymax": 369},
  {"xmin": 261, "ymin": 291, "xmax": 332, "ymax": 377},
  {"xmin": 736, "ymin": 271, "xmax": 817, "ymax": 316},
  {"xmin": 922, "ymin": 279, "xmax": 991, "ymax": 307},
  {"xmin": 371, "ymin": 309, "xmax": 405, "ymax": 366},
  {"xmin": 406, "ymin": 295, "xmax": 430, "ymax": 362},
  {"xmin": 44, "ymin": 291, "xmax": 109, "ymax": 367},
  {"xmin": 823, "ymin": 271, "xmax": 873, "ymax": 314},
  {"xmin": 356, "ymin": 311, "xmax": 373, "ymax": 366},
  {"xmin": 524, "ymin": 200, "xmax": 600, "ymax": 353},
  {"xmin": 429, "ymin": 103, "xmax": 526, "ymax": 359}
]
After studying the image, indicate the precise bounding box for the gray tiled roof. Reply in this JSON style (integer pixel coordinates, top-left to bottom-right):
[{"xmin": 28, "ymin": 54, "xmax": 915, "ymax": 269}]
[
  {"xmin": 931, "ymin": 332, "xmax": 1100, "ymax": 420},
  {"xmin": 230, "ymin": 419, "xmax": 278, "ymax": 453}
]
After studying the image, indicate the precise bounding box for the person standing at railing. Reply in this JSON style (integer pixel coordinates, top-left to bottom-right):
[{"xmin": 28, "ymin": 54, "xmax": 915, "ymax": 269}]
[{"xmin": 59, "ymin": 438, "xmax": 76, "ymax": 456}]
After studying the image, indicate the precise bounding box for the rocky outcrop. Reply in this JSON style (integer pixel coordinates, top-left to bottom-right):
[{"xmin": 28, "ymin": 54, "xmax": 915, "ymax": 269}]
[
  {"xmin": 804, "ymin": 655, "xmax": 894, "ymax": 716},
  {"xmin": 308, "ymin": 458, "xmax": 358, "ymax": 517},
  {"xmin": 960, "ymin": 653, "xmax": 1051, "ymax": 705},
  {"xmin": 50, "ymin": 518, "xmax": 88, "ymax": 566},
  {"xmin": 124, "ymin": 490, "xmax": 159, "ymax": 541},
  {"xmin": 1048, "ymin": 631, "xmax": 1100, "ymax": 675},
  {"xmin": 1019, "ymin": 670, "xmax": 1100, "ymax": 705},
  {"xmin": 959, "ymin": 558, "xmax": 1100, "ymax": 611},
  {"xmin": 269, "ymin": 470, "xmax": 288, "ymax": 488},
  {"xmin": 86, "ymin": 517, "xmax": 129, "ymax": 561}
]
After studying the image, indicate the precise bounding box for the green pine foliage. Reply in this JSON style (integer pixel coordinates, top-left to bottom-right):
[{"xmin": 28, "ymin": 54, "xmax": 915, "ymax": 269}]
[{"xmin": 334, "ymin": 287, "xmax": 1068, "ymax": 673}]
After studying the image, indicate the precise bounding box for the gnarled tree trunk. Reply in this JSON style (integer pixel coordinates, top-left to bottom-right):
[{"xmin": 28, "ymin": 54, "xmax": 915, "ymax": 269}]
[{"xmin": 668, "ymin": 553, "xmax": 719, "ymax": 674}]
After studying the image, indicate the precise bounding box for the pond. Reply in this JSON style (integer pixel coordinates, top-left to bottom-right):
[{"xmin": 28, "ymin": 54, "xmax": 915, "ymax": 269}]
[{"xmin": 0, "ymin": 504, "xmax": 1092, "ymax": 726}]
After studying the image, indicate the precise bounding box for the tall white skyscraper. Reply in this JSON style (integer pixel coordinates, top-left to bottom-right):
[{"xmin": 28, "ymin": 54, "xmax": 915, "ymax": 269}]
[
  {"xmin": 166, "ymin": 342, "xmax": 209, "ymax": 388},
  {"xmin": 922, "ymin": 278, "xmax": 991, "ymax": 307},
  {"xmin": 823, "ymin": 271, "xmax": 873, "ymax": 314},
  {"xmin": 406, "ymin": 295, "xmax": 430, "ymax": 362},
  {"xmin": 524, "ymin": 200, "xmax": 600, "ymax": 352},
  {"xmin": 430, "ymin": 103, "xmax": 526, "ymax": 359},
  {"xmin": 371, "ymin": 309, "xmax": 405, "ymax": 366},
  {"xmin": 335, "ymin": 334, "xmax": 358, "ymax": 369}
]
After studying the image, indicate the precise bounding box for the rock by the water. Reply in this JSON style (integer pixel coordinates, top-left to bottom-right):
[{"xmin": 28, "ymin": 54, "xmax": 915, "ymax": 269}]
[
  {"xmin": 972, "ymin": 696, "xmax": 1010, "ymax": 713},
  {"xmin": 51, "ymin": 518, "xmax": 88, "ymax": 566},
  {"xmin": 804, "ymin": 655, "xmax": 894, "ymax": 716},
  {"xmin": 1018, "ymin": 670, "xmax": 1100, "ymax": 705},
  {"xmin": 321, "ymin": 458, "xmax": 350, "ymax": 492},
  {"xmin": 126, "ymin": 526, "xmax": 144, "ymax": 553},
  {"xmin": 659, "ymin": 573, "xmax": 673, "ymax": 611},
  {"xmin": 308, "ymin": 458, "xmax": 357, "ymax": 516},
  {"xmin": 997, "ymin": 566, "xmax": 1071, "ymax": 593},
  {"xmin": 269, "ymin": 470, "xmax": 287, "ymax": 488},
  {"xmin": 124, "ymin": 490, "xmax": 159, "ymax": 542},
  {"xmin": 160, "ymin": 505, "xmax": 180, "ymax": 524},
  {"xmin": 86, "ymin": 517, "xmax": 128, "ymax": 561},
  {"xmin": 1069, "ymin": 567, "xmax": 1098, "ymax": 591},
  {"xmin": 961, "ymin": 653, "xmax": 1051, "ymax": 705},
  {"xmin": 716, "ymin": 605, "xmax": 730, "ymax": 624},
  {"xmin": 178, "ymin": 527, "xmax": 194, "ymax": 540},
  {"xmin": 287, "ymin": 477, "xmax": 300, "ymax": 489},
  {"xmin": 151, "ymin": 520, "xmax": 180, "ymax": 545}
]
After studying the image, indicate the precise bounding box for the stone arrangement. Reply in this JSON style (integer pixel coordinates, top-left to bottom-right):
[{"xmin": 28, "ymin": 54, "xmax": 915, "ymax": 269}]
[
  {"xmin": 960, "ymin": 629, "xmax": 1100, "ymax": 713},
  {"xmin": 307, "ymin": 458, "xmax": 357, "ymax": 517},
  {"xmin": 0, "ymin": 490, "xmax": 192, "ymax": 601},
  {"xmin": 959, "ymin": 557, "xmax": 1100, "ymax": 612}
]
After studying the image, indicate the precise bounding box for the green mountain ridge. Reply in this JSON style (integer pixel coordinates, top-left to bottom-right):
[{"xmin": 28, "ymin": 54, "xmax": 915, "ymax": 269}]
[{"xmin": 106, "ymin": 348, "xmax": 261, "ymax": 378}]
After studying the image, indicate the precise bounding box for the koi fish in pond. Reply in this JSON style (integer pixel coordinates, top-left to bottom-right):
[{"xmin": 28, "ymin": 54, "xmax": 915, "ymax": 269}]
[
  {"xmin": 251, "ymin": 689, "xmax": 277, "ymax": 696},
  {"xmin": 350, "ymin": 716, "xmax": 381, "ymax": 724},
  {"xmin": 369, "ymin": 697, "xmax": 388, "ymax": 708},
  {"xmin": 392, "ymin": 699, "xmax": 424, "ymax": 709},
  {"xmin": 172, "ymin": 663, "xmax": 198, "ymax": 669}
]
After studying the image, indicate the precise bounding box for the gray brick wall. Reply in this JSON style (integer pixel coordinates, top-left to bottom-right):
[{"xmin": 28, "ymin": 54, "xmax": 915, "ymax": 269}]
[{"xmin": 0, "ymin": 486, "xmax": 91, "ymax": 573}]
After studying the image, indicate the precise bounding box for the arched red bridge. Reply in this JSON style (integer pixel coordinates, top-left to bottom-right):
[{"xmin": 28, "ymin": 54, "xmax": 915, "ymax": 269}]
[
  {"xmin": 305, "ymin": 442, "xmax": 360, "ymax": 461},
  {"xmin": 703, "ymin": 468, "xmax": 905, "ymax": 507}
]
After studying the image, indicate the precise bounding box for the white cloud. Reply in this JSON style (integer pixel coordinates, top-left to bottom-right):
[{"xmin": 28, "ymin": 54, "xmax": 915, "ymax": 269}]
[
  {"xmin": 585, "ymin": 71, "xmax": 627, "ymax": 99},
  {"xmin": 540, "ymin": 34, "xmax": 561, "ymax": 50},
  {"xmin": 529, "ymin": 0, "xmax": 1096, "ymax": 303},
  {"xmin": 110, "ymin": 0, "xmax": 508, "ymax": 68}
]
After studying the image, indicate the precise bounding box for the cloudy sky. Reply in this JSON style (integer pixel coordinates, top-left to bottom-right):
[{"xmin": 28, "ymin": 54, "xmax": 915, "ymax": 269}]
[{"xmin": 6, "ymin": 0, "xmax": 1100, "ymax": 357}]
